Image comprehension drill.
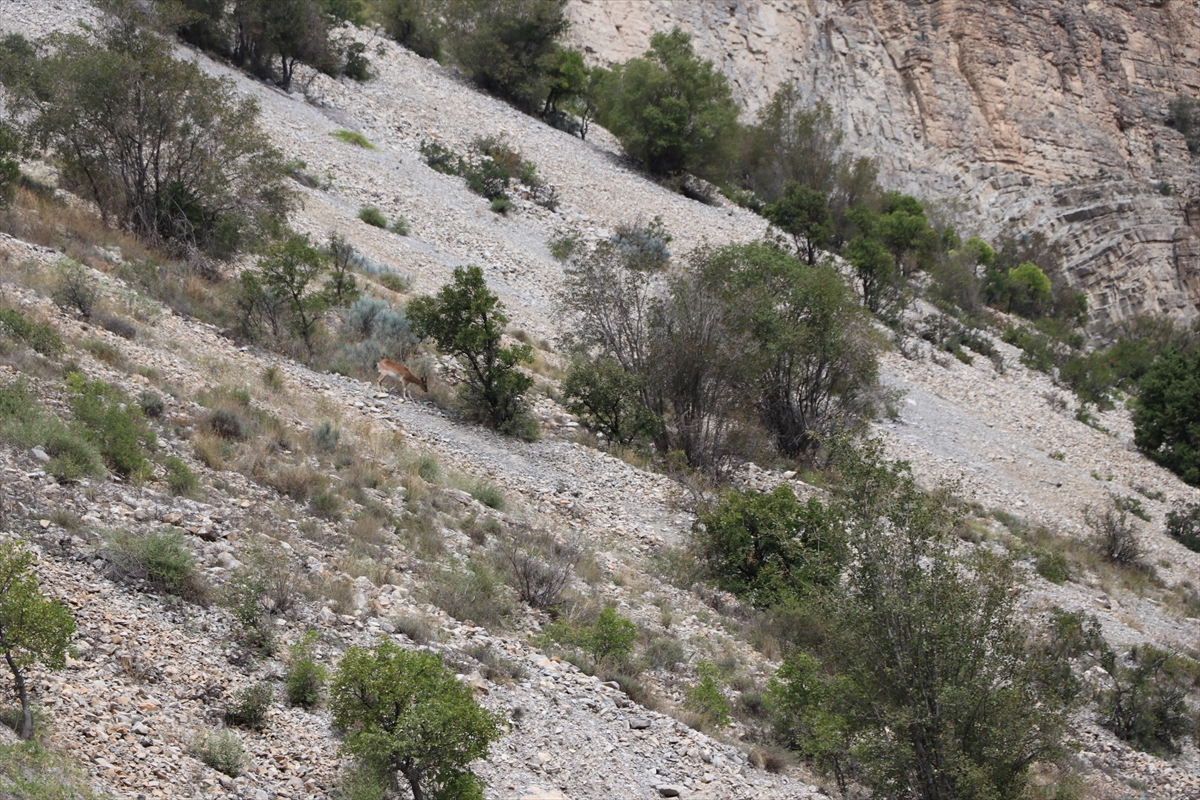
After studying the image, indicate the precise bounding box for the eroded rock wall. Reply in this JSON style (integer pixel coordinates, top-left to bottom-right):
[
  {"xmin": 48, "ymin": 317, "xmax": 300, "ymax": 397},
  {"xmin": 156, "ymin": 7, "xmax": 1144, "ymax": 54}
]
[{"xmin": 566, "ymin": 0, "xmax": 1200, "ymax": 328}]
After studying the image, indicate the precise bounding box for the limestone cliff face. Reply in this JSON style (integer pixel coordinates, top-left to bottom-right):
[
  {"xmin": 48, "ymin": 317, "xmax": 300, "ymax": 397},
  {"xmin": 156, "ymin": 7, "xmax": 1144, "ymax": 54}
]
[{"xmin": 566, "ymin": 0, "xmax": 1200, "ymax": 329}]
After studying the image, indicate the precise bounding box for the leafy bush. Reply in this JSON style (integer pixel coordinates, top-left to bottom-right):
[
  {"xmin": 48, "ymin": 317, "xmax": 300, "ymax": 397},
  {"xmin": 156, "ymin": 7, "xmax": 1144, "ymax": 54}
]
[
  {"xmin": 106, "ymin": 529, "xmax": 206, "ymax": 601},
  {"xmin": 408, "ymin": 265, "xmax": 535, "ymax": 434},
  {"xmin": 1165, "ymin": 94, "xmax": 1200, "ymax": 155},
  {"xmin": 96, "ymin": 313, "xmax": 136, "ymax": 340},
  {"xmin": 311, "ymin": 421, "xmax": 340, "ymax": 452},
  {"xmin": 685, "ymin": 661, "xmax": 731, "ymax": 727},
  {"xmin": 223, "ymin": 681, "xmax": 273, "ymax": 729},
  {"xmin": 66, "ymin": 374, "xmax": 156, "ymax": 479},
  {"xmin": 1165, "ymin": 502, "xmax": 1200, "ymax": 552},
  {"xmin": 381, "ymin": 0, "xmax": 444, "ymax": 59},
  {"xmin": 285, "ymin": 631, "xmax": 326, "ymax": 708},
  {"xmin": 0, "ymin": 379, "xmax": 104, "ymax": 482},
  {"xmin": 164, "ymin": 456, "xmax": 198, "ymax": 496},
  {"xmin": 193, "ymin": 728, "xmax": 245, "ymax": 777},
  {"xmin": 1101, "ymin": 646, "xmax": 1192, "ymax": 756},
  {"xmin": 137, "ymin": 390, "xmax": 165, "ymax": 419},
  {"xmin": 0, "ymin": 541, "xmax": 76, "ymax": 740},
  {"xmin": 544, "ymin": 606, "xmax": 637, "ymax": 668},
  {"xmin": 563, "ymin": 356, "xmax": 659, "ymax": 445},
  {"xmin": 595, "ymin": 28, "xmax": 739, "ymax": 180},
  {"xmin": 1134, "ymin": 348, "xmax": 1200, "ymax": 485},
  {"xmin": 390, "ymin": 217, "xmax": 411, "ymax": 236},
  {"xmin": 640, "ymin": 637, "xmax": 686, "ymax": 671},
  {"xmin": 330, "ymin": 640, "xmax": 503, "ymax": 800},
  {"xmin": 251, "ymin": 235, "xmax": 331, "ymax": 357},
  {"xmin": 693, "ymin": 486, "xmax": 842, "ymax": 608},
  {"xmin": 495, "ymin": 526, "xmax": 579, "ymax": 608},
  {"xmin": 358, "ymin": 206, "xmax": 388, "ymax": 228},
  {"xmin": 4, "ymin": 14, "xmax": 294, "ymax": 256},
  {"xmin": 0, "ymin": 307, "xmax": 62, "ymax": 356}
]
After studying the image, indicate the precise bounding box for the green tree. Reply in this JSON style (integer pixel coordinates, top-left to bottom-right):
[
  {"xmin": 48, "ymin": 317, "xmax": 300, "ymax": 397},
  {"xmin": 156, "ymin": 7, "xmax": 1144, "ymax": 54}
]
[
  {"xmin": 1007, "ymin": 261, "xmax": 1052, "ymax": 317},
  {"xmin": 575, "ymin": 606, "xmax": 637, "ymax": 667},
  {"xmin": 330, "ymin": 640, "xmax": 502, "ymax": 800},
  {"xmin": 597, "ymin": 28, "xmax": 740, "ymax": 179},
  {"xmin": 741, "ymin": 89, "xmax": 846, "ymax": 203},
  {"xmin": 381, "ymin": 0, "xmax": 443, "ymax": 59},
  {"xmin": 561, "ymin": 356, "xmax": 659, "ymax": 445},
  {"xmin": 541, "ymin": 48, "xmax": 587, "ymax": 118},
  {"xmin": 842, "ymin": 236, "xmax": 895, "ymax": 315},
  {"xmin": 2, "ymin": 11, "xmax": 292, "ymax": 257},
  {"xmin": 0, "ymin": 122, "xmax": 19, "ymax": 206},
  {"xmin": 1133, "ymin": 347, "xmax": 1200, "ymax": 485},
  {"xmin": 0, "ymin": 541, "xmax": 76, "ymax": 740},
  {"xmin": 408, "ymin": 266, "xmax": 534, "ymax": 435},
  {"xmin": 693, "ymin": 486, "xmax": 842, "ymax": 608},
  {"xmin": 768, "ymin": 449, "xmax": 1069, "ymax": 800},
  {"xmin": 444, "ymin": 0, "xmax": 570, "ymax": 112},
  {"xmin": 876, "ymin": 192, "xmax": 936, "ymax": 277},
  {"xmin": 256, "ymin": 235, "xmax": 331, "ymax": 358},
  {"xmin": 763, "ymin": 182, "xmax": 831, "ymax": 265}
]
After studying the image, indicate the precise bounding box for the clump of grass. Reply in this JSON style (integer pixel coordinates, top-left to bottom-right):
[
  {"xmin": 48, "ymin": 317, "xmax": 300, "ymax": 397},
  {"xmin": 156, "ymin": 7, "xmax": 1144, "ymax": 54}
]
[
  {"xmin": 390, "ymin": 217, "xmax": 411, "ymax": 236},
  {"xmin": 193, "ymin": 729, "xmax": 245, "ymax": 777},
  {"xmin": 0, "ymin": 737, "xmax": 104, "ymax": 798},
  {"xmin": 428, "ymin": 557, "xmax": 513, "ymax": 629},
  {"xmin": 490, "ymin": 197, "xmax": 512, "ymax": 214},
  {"xmin": 164, "ymin": 456, "xmax": 198, "ymax": 496},
  {"xmin": 0, "ymin": 378, "xmax": 105, "ymax": 481},
  {"xmin": 138, "ymin": 390, "xmax": 165, "ymax": 418},
  {"xmin": 331, "ymin": 130, "xmax": 375, "ymax": 149},
  {"xmin": 0, "ymin": 306, "xmax": 63, "ymax": 356},
  {"xmin": 285, "ymin": 631, "xmax": 326, "ymax": 708},
  {"xmin": 105, "ymin": 528, "xmax": 209, "ymax": 602},
  {"xmin": 80, "ymin": 338, "xmax": 123, "ymax": 366},
  {"xmin": 358, "ymin": 206, "xmax": 388, "ymax": 228},
  {"xmin": 66, "ymin": 373, "xmax": 156, "ymax": 479}
]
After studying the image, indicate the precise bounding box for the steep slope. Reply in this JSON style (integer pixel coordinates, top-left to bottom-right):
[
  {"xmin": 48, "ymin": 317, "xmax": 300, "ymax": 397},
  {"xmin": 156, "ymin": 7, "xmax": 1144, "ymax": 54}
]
[
  {"xmin": 2, "ymin": 1, "xmax": 1200, "ymax": 798},
  {"xmin": 565, "ymin": 0, "xmax": 1200, "ymax": 330}
]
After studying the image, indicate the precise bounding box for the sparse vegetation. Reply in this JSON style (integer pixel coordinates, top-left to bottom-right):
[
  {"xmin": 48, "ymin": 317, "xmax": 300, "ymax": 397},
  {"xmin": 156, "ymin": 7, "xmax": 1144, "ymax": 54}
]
[
  {"xmin": 332, "ymin": 130, "xmax": 375, "ymax": 149},
  {"xmin": 223, "ymin": 681, "xmax": 273, "ymax": 729},
  {"xmin": 285, "ymin": 631, "xmax": 326, "ymax": 708},
  {"xmin": 194, "ymin": 728, "xmax": 245, "ymax": 778},
  {"xmin": 105, "ymin": 529, "xmax": 207, "ymax": 602}
]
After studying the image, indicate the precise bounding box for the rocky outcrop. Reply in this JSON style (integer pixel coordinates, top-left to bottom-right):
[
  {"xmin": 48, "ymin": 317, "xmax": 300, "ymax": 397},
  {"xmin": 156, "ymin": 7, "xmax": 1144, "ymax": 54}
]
[{"xmin": 566, "ymin": 0, "xmax": 1200, "ymax": 329}]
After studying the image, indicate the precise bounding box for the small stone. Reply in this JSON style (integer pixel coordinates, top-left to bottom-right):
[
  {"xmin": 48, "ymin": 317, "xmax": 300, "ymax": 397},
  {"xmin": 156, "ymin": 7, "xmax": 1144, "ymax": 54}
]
[
  {"xmin": 30, "ymin": 446, "xmax": 50, "ymax": 463},
  {"xmin": 630, "ymin": 718, "xmax": 651, "ymax": 730},
  {"xmin": 657, "ymin": 786, "xmax": 683, "ymax": 797}
]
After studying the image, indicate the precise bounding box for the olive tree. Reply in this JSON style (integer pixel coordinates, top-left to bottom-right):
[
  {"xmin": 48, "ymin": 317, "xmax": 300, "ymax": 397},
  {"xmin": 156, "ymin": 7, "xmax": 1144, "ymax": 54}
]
[
  {"xmin": 2, "ymin": 13, "xmax": 293, "ymax": 257},
  {"xmin": 330, "ymin": 640, "xmax": 502, "ymax": 800},
  {"xmin": 0, "ymin": 540, "xmax": 76, "ymax": 740}
]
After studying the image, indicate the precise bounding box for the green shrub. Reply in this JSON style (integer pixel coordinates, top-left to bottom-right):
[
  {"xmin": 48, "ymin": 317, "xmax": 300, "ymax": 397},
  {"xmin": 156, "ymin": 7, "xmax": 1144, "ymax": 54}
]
[
  {"xmin": 223, "ymin": 681, "xmax": 273, "ymax": 729},
  {"xmin": 1035, "ymin": 549, "xmax": 1070, "ymax": 584},
  {"xmin": 1165, "ymin": 502, "xmax": 1200, "ymax": 552},
  {"xmin": 1165, "ymin": 95, "xmax": 1200, "ymax": 155},
  {"xmin": 0, "ymin": 379, "xmax": 104, "ymax": 482},
  {"xmin": 685, "ymin": 661, "xmax": 731, "ymax": 727},
  {"xmin": 358, "ymin": 206, "xmax": 388, "ymax": 228},
  {"xmin": 66, "ymin": 374, "xmax": 155, "ymax": 479},
  {"xmin": 164, "ymin": 456, "xmax": 198, "ymax": 496},
  {"xmin": 389, "ymin": 217, "xmax": 411, "ymax": 236},
  {"xmin": 544, "ymin": 606, "xmax": 637, "ymax": 668},
  {"xmin": 204, "ymin": 408, "xmax": 247, "ymax": 440},
  {"xmin": 194, "ymin": 729, "xmax": 244, "ymax": 777},
  {"xmin": 429, "ymin": 558, "xmax": 513, "ymax": 630},
  {"xmin": 381, "ymin": 0, "xmax": 444, "ymax": 60},
  {"xmin": 106, "ymin": 529, "xmax": 205, "ymax": 601},
  {"xmin": 285, "ymin": 631, "xmax": 326, "ymax": 708},
  {"xmin": 311, "ymin": 421, "xmax": 341, "ymax": 452},
  {"xmin": 548, "ymin": 232, "xmax": 581, "ymax": 261},
  {"xmin": 330, "ymin": 641, "xmax": 502, "ymax": 800},
  {"xmin": 467, "ymin": 479, "xmax": 505, "ymax": 510},
  {"xmin": 137, "ymin": 391, "xmax": 165, "ymax": 419},
  {"xmin": 0, "ymin": 307, "xmax": 62, "ymax": 356},
  {"xmin": 640, "ymin": 637, "xmax": 686, "ymax": 671},
  {"xmin": 1134, "ymin": 348, "xmax": 1200, "ymax": 485},
  {"xmin": 332, "ymin": 130, "xmax": 375, "ymax": 149},
  {"xmin": 693, "ymin": 486, "xmax": 842, "ymax": 608},
  {"xmin": 563, "ymin": 357, "xmax": 659, "ymax": 445},
  {"xmin": 489, "ymin": 197, "xmax": 512, "ymax": 214},
  {"xmin": 408, "ymin": 265, "xmax": 534, "ymax": 433},
  {"xmin": 1101, "ymin": 646, "xmax": 1192, "ymax": 756},
  {"xmin": 310, "ymin": 491, "xmax": 342, "ymax": 521}
]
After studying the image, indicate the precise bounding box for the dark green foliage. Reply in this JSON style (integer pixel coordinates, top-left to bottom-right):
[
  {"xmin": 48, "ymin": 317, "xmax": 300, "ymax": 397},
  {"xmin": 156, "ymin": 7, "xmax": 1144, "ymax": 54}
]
[
  {"xmin": 562, "ymin": 356, "xmax": 659, "ymax": 444},
  {"xmin": 381, "ymin": 0, "xmax": 443, "ymax": 59},
  {"xmin": 164, "ymin": 456, "xmax": 198, "ymax": 496},
  {"xmin": 408, "ymin": 265, "xmax": 534, "ymax": 435},
  {"xmin": 0, "ymin": 379, "xmax": 104, "ymax": 482},
  {"xmin": 1133, "ymin": 348, "xmax": 1200, "ymax": 485},
  {"xmin": 1165, "ymin": 502, "xmax": 1200, "ymax": 552},
  {"xmin": 137, "ymin": 391, "xmax": 165, "ymax": 418},
  {"xmin": 685, "ymin": 661, "xmax": 731, "ymax": 727},
  {"xmin": 764, "ymin": 447, "xmax": 1070, "ymax": 799},
  {"xmin": 693, "ymin": 486, "xmax": 841, "ymax": 608},
  {"xmin": 443, "ymin": 0, "xmax": 570, "ymax": 112},
  {"xmin": 763, "ymin": 183, "xmax": 831, "ymax": 265},
  {"xmin": 596, "ymin": 28, "xmax": 740, "ymax": 180},
  {"xmin": 0, "ymin": 122, "xmax": 19, "ymax": 206},
  {"xmin": 419, "ymin": 136, "xmax": 543, "ymax": 207},
  {"xmin": 842, "ymin": 235, "xmax": 895, "ymax": 315},
  {"xmin": 0, "ymin": 541, "xmax": 77, "ymax": 740},
  {"xmin": 1165, "ymin": 95, "xmax": 1200, "ymax": 155},
  {"xmin": 358, "ymin": 206, "xmax": 388, "ymax": 228},
  {"xmin": 285, "ymin": 631, "xmax": 326, "ymax": 708},
  {"xmin": 3, "ymin": 11, "xmax": 294, "ymax": 257},
  {"xmin": 66, "ymin": 373, "xmax": 156, "ymax": 479},
  {"xmin": 1101, "ymin": 646, "xmax": 1192, "ymax": 757},
  {"xmin": 0, "ymin": 307, "xmax": 62, "ymax": 356},
  {"xmin": 253, "ymin": 235, "xmax": 330, "ymax": 357},
  {"xmin": 224, "ymin": 681, "xmax": 273, "ymax": 729},
  {"xmin": 330, "ymin": 640, "xmax": 502, "ymax": 800},
  {"xmin": 324, "ymin": 233, "xmax": 361, "ymax": 308}
]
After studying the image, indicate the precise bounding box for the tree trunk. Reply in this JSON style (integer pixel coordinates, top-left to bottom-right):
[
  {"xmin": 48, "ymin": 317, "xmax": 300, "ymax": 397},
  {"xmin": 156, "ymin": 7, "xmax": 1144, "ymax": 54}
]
[
  {"xmin": 402, "ymin": 766, "xmax": 424, "ymax": 800},
  {"xmin": 3, "ymin": 650, "xmax": 31, "ymax": 740}
]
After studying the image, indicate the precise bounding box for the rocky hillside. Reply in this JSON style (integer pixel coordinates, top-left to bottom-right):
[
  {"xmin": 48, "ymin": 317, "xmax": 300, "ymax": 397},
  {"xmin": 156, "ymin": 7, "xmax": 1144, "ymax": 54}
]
[
  {"xmin": 566, "ymin": 0, "xmax": 1200, "ymax": 331},
  {"xmin": 1, "ymin": 1, "xmax": 1200, "ymax": 799}
]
